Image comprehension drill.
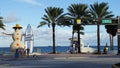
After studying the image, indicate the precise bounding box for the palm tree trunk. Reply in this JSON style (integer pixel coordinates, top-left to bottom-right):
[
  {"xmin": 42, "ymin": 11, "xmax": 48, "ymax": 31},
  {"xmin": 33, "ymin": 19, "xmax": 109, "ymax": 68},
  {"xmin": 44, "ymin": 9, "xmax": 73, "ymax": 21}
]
[
  {"xmin": 111, "ymin": 34, "xmax": 114, "ymax": 50},
  {"xmin": 72, "ymin": 31, "xmax": 74, "ymax": 47},
  {"xmin": 117, "ymin": 35, "xmax": 120, "ymax": 54},
  {"xmin": 109, "ymin": 34, "xmax": 114, "ymax": 50},
  {"xmin": 77, "ymin": 25, "xmax": 81, "ymax": 53},
  {"xmin": 97, "ymin": 25, "xmax": 101, "ymax": 54},
  {"xmin": 52, "ymin": 23, "xmax": 56, "ymax": 54},
  {"xmin": 109, "ymin": 34, "xmax": 112, "ymax": 50},
  {"xmin": 112, "ymin": 35, "xmax": 114, "ymax": 50}
]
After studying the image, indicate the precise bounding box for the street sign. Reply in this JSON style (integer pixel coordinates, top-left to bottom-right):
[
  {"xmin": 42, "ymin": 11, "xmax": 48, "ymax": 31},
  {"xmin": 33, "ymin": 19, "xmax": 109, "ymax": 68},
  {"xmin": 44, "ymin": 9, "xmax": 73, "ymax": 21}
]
[{"xmin": 102, "ymin": 19, "xmax": 112, "ymax": 24}]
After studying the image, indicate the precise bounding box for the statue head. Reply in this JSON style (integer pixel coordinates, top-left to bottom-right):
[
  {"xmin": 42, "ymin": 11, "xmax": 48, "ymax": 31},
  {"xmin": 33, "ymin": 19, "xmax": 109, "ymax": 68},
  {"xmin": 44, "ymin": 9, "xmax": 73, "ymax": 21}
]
[{"xmin": 13, "ymin": 24, "xmax": 22, "ymax": 31}]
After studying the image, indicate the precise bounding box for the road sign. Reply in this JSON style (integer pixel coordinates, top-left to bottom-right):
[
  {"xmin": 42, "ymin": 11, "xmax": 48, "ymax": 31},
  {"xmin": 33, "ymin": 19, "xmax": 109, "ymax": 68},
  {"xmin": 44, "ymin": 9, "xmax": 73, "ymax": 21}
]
[{"xmin": 102, "ymin": 19, "xmax": 112, "ymax": 24}]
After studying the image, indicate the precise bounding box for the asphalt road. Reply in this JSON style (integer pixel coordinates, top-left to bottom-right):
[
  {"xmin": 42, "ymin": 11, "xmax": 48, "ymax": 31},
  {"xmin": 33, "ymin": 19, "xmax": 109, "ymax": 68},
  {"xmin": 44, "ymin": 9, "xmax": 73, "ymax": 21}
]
[{"xmin": 0, "ymin": 54, "xmax": 120, "ymax": 68}]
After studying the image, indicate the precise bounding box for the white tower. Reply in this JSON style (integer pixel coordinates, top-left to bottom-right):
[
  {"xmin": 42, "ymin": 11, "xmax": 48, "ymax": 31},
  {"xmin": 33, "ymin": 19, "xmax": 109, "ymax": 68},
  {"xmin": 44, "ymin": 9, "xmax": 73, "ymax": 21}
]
[{"xmin": 24, "ymin": 24, "xmax": 34, "ymax": 53}]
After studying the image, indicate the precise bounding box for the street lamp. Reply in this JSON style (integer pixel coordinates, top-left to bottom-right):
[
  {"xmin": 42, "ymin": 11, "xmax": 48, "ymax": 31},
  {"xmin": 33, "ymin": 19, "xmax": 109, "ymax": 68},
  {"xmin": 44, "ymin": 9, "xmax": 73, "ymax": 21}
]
[
  {"xmin": 117, "ymin": 16, "xmax": 120, "ymax": 55},
  {"xmin": 75, "ymin": 18, "xmax": 81, "ymax": 53}
]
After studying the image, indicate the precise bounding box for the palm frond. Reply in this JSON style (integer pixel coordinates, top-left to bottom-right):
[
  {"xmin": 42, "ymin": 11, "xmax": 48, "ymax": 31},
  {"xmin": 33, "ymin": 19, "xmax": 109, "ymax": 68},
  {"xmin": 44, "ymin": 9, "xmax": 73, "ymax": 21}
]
[
  {"xmin": 0, "ymin": 17, "xmax": 5, "ymax": 30},
  {"xmin": 37, "ymin": 21, "xmax": 47, "ymax": 28},
  {"xmin": 0, "ymin": 22, "xmax": 5, "ymax": 30},
  {"xmin": 38, "ymin": 7, "xmax": 65, "ymax": 28},
  {"xmin": 89, "ymin": 2, "xmax": 114, "ymax": 18},
  {"xmin": 67, "ymin": 3, "xmax": 89, "ymax": 35}
]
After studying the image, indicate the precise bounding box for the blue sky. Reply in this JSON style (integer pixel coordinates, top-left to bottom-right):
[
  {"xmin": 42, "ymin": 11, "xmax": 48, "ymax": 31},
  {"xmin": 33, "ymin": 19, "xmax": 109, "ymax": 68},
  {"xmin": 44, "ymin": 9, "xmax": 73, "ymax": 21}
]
[{"xmin": 0, "ymin": 0, "xmax": 119, "ymax": 47}]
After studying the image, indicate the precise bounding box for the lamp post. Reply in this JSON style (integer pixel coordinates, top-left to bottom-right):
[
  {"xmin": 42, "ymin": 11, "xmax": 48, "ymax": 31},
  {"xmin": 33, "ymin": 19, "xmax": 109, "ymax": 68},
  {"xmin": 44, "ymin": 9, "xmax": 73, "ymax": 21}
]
[
  {"xmin": 76, "ymin": 19, "xmax": 81, "ymax": 53},
  {"xmin": 117, "ymin": 16, "xmax": 120, "ymax": 55}
]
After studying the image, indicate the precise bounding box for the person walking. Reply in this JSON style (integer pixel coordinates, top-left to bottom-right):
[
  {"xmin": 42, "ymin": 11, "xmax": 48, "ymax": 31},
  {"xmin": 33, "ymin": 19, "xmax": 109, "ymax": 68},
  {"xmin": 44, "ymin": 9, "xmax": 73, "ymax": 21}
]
[
  {"xmin": 103, "ymin": 44, "xmax": 108, "ymax": 54},
  {"xmin": 26, "ymin": 48, "xmax": 30, "ymax": 57}
]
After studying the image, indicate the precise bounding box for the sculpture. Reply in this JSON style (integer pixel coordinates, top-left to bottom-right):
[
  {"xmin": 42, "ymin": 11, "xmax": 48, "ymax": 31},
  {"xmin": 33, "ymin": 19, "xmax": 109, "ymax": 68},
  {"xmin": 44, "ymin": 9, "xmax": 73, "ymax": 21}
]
[
  {"xmin": 10, "ymin": 24, "xmax": 25, "ymax": 52},
  {"xmin": 24, "ymin": 24, "xmax": 34, "ymax": 53}
]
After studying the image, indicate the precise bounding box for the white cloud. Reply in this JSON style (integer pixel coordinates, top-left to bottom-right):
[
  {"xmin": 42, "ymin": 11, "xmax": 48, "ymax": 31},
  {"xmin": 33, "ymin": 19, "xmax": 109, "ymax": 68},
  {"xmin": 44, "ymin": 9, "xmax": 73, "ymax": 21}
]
[
  {"xmin": 15, "ymin": 0, "xmax": 42, "ymax": 6},
  {"xmin": 3, "ymin": 13, "xmax": 21, "ymax": 23},
  {"xmin": 55, "ymin": 28, "xmax": 72, "ymax": 46},
  {"xmin": 0, "ymin": 29, "xmax": 13, "ymax": 47},
  {"xmin": 0, "ymin": 25, "xmax": 118, "ymax": 47}
]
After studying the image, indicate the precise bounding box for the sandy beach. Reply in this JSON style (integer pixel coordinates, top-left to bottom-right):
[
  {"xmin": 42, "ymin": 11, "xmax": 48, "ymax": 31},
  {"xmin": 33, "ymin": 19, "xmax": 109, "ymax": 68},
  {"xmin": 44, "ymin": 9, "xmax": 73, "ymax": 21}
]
[{"xmin": 0, "ymin": 53, "xmax": 120, "ymax": 68}]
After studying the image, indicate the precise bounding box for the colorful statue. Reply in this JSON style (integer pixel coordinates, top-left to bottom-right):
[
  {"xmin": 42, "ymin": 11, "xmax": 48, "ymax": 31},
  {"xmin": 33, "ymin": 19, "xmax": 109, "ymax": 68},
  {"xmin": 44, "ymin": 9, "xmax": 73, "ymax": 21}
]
[{"xmin": 10, "ymin": 24, "xmax": 25, "ymax": 52}]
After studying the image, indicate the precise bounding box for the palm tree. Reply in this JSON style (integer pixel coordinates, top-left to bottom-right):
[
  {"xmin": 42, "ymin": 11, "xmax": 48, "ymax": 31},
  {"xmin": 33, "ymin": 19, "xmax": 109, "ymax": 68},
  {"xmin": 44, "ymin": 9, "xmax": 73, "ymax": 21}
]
[
  {"xmin": 105, "ymin": 25, "xmax": 117, "ymax": 50},
  {"xmin": 89, "ymin": 2, "xmax": 114, "ymax": 53},
  {"xmin": 37, "ymin": 7, "xmax": 65, "ymax": 54},
  {"xmin": 67, "ymin": 4, "xmax": 89, "ymax": 53},
  {"xmin": 0, "ymin": 17, "xmax": 5, "ymax": 30}
]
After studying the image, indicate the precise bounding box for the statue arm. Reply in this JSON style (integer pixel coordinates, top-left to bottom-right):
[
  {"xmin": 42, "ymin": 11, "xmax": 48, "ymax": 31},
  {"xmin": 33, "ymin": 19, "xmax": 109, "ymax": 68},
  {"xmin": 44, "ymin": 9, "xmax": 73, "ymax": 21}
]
[{"xmin": 2, "ymin": 32, "xmax": 12, "ymax": 36}]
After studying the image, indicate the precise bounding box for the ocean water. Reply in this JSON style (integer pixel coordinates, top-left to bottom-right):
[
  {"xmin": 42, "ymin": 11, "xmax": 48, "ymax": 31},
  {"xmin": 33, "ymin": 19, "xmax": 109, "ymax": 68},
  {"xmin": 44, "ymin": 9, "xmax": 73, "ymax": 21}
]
[{"xmin": 0, "ymin": 46, "xmax": 118, "ymax": 54}]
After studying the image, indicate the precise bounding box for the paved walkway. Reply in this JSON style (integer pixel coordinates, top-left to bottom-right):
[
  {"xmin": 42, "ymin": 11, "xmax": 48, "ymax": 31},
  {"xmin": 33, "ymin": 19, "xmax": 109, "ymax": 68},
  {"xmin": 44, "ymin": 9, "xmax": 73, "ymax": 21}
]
[{"xmin": 0, "ymin": 54, "xmax": 120, "ymax": 68}]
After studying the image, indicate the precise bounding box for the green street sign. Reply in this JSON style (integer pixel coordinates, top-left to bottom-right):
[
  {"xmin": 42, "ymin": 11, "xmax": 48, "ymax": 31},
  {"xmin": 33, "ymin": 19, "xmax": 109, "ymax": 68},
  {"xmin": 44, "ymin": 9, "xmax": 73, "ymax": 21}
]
[{"xmin": 102, "ymin": 19, "xmax": 112, "ymax": 24}]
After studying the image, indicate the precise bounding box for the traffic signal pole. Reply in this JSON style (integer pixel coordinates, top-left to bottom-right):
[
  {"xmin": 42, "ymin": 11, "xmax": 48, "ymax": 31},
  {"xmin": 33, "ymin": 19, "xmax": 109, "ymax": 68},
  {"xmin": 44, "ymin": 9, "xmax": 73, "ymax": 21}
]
[{"xmin": 117, "ymin": 16, "xmax": 120, "ymax": 55}]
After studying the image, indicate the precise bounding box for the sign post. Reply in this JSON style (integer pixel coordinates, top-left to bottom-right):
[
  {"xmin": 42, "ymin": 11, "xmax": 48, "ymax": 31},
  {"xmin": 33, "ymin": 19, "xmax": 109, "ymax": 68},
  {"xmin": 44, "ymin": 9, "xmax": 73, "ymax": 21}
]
[
  {"xmin": 117, "ymin": 16, "xmax": 120, "ymax": 55},
  {"xmin": 76, "ymin": 19, "xmax": 81, "ymax": 53}
]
